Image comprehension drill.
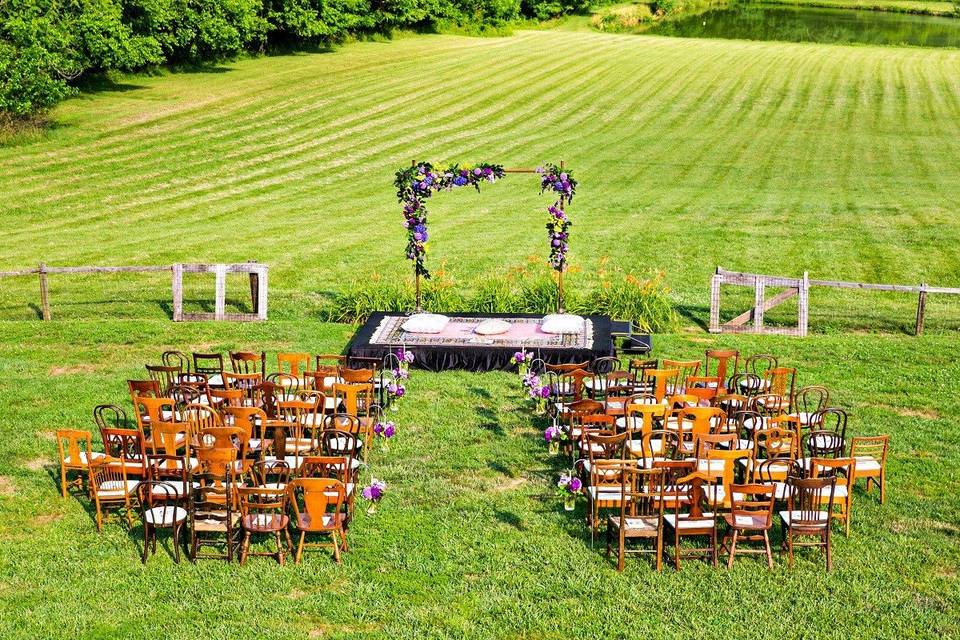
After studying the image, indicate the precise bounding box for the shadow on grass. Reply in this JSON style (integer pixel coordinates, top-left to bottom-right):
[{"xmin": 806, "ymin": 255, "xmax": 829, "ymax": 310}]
[
  {"xmin": 675, "ymin": 303, "xmax": 710, "ymax": 332},
  {"xmin": 494, "ymin": 509, "xmax": 525, "ymax": 531}
]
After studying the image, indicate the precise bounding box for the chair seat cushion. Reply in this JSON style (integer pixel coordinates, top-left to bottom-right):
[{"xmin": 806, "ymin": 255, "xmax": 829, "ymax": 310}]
[
  {"xmin": 144, "ymin": 506, "xmax": 187, "ymax": 526},
  {"xmin": 297, "ymin": 512, "xmax": 346, "ymax": 530},
  {"xmin": 98, "ymin": 479, "xmax": 139, "ymax": 497},
  {"xmin": 150, "ymin": 480, "xmax": 189, "ymax": 498},
  {"xmin": 242, "ymin": 513, "xmax": 290, "ymax": 531},
  {"xmin": 610, "ymin": 515, "xmax": 660, "ymax": 532},
  {"xmin": 64, "ymin": 451, "xmax": 105, "ymax": 467},
  {"xmin": 401, "ymin": 313, "xmax": 450, "ymax": 334},
  {"xmin": 540, "ymin": 313, "xmax": 585, "ymax": 334},
  {"xmin": 663, "ymin": 513, "xmax": 716, "ymax": 530},
  {"xmin": 854, "ymin": 456, "xmax": 881, "ymax": 473},
  {"xmin": 725, "ymin": 513, "xmax": 770, "ymax": 529},
  {"xmin": 780, "ymin": 510, "xmax": 829, "ymax": 527}
]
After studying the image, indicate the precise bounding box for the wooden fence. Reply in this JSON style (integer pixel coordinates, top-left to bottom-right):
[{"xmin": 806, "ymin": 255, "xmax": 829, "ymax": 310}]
[
  {"xmin": 709, "ymin": 267, "xmax": 960, "ymax": 336},
  {"xmin": 0, "ymin": 262, "xmax": 268, "ymax": 322}
]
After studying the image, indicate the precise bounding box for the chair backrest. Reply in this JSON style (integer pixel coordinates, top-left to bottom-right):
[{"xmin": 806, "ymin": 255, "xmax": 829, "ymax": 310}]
[
  {"xmin": 642, "ymin": 429, "xmax": 681, "ymax": 461},
  {"xmin": 99, "ymin": 427, "xmax": 147, "ymax": 476},
  {"xmin": 278, "ymin": 352, "xmax": 311, "ymax": 377},
  {"xmin": 750, "ymin": 457, "xmax": 793, "ymax": 483},
  {"xmin": 667, "ymin": 394, "xmax": 698, "ymax": 410},
  {"xmin": 727, "ymin": 372, "xmax": 763, "ymax": 398},
  {"xmin": 624, "ymin": 402, "xmax": 667, "ymax": 440},
  {"xmin": 223, "ymin": 406, "xmax": 267, "ymax": 442},
  {"xmin": 752, "ymin": 392, "xmax": 787, "ymax": 416},
  {"xmin": 764, "ymin": 366, "xmax": 797, "ymax": 401},
  {"xmin": 199, "ymin": 426, "xmax": 245, "ymax": 452},
  {"xmin": 253, "ymin": 380, "xmax": 282, "ymax": 418},
  {"xmin": 670, "ymin": 470, "xmax": 715, "ymax": 519},
  {"xmin": 809, "ymin": 457, "xmax": 855, "ymax": 491},
  {"xmin": 94, "ymin": 404, "xmax": 129, "ymax": 431},
  {"xmin": 744, "ymin": 354, "xmax": 777, "ymax": 376},
  {"xmin": 132, "ymin": 396, "xmax": 175, "ymax": 433},
  {"xmin": 685, "ymin": 376, "xmax": 722, "ymax": 404},
  {"xmin": 620, "ymin": 466, "xmax": 664, "ymax": 520},
  {"xmin": 299, "ymin": 456, "xmax": 350, "ymax": 482},
  {"xmin": 237, "ymin": 486, "xmax": 288, "ymax": 519},
  {"xmin": 794, "ymin": 385, "xmax": 830, "ymax": 416},
  {"xmin": 289, "ymin": 478, "xmax": 346, "ymax": 527},
  {"xmin": 251, "ymin": 458, "xmax": 292, "ymax": 488},
  {"xmin": 207, "ymin": 388, "xmax": 244, "ymax": 409},
  {"xmin": 754, "ymin": 427, "xmax": 799, "ymax": 460},
  {"xmin": 810, "ymin": 408, "xmax": 847, "ymax": 440},
  {"xmin": 705, "ymin": 349, "xmax": 739, "ymax": 382},
  {"xmin": 127, "ymin": 380, "xmax": 161, "ymax": 407},
  {"xmin": 57, "ymin": 429, "xmax": 93, "ymax": 465},
  {"xmin": 680, "ymin": 407, "xmax": 726, "ymax": 443},
  {"xmin": 183, "ymin": 403, "xmax": 223, "ymax": 435},
  {"xmin": 729, "ymin": 484, "xmax": 776, "ymax": 526},
  {"xmin": 229, "ymin": 351, "xmax": 265, "ymax": 374},
  {"xmin": 545, "ymin": 361, "xmax": 591, "ymax": 374},
  {"xmin": 222, "ymin": 371, "xmax": 262, "ymax": 396},
  {"xmin": 305, "ymin": 366, "xmax": 340, "ymax": 394},
  {"xmin": 147, "ymin": 453, "xmax": 189, "ymax": 485},
  {"xmin": 786, "ymin": 475, "xmax": 836, "ymax": 526},
  {"xmin": 850, "ymin": 435, "xmax": 889, "ymax": 466},
  {"xmin": 705, "ymin": 449, "xmax": 753, "ymax": 497},
  {"xmin": 561, "ymin": 398, "xmax": 604, "ymax": 429},
  {"xmin": 137, "ymin": 481, "xmax": 183, "ymax": 526},
  {"xmin": 803, "ymin": 430, "xmax": 845, "ymax": 459},
  {"xmin": 340, "ymin": 367, "xmax": 375, "ymax": 384},
  {"xmin": 146, "ymin": 364, "xmax": 180, "ymax": 395},
  {"xmin": 693, "ymin": 432, "xmax": 739, "ymax": 458},
  {"xmin": 161, "ymin": 350, "xmax": 190, "ymax": 373},
  {"xmin": 585, "ymin": 431, "xmax": 626, "ymax": 463},
  {"xmin": 195, "ymin": 445, "xmax": 238, "ymax": 488},
  {"xmin": 663, "ymin": 359, "xmax": 700, "ymax": 387},
  {"xmin": 319, "ymin": 429, "xmax": 359, "ymax": 479},
  {"xmin": 89, "ymin": 456, "xmax": 130, "ymax": 496},
  {"xmin": 192, "ymin": 352, "xmax": 224, "ymax": 375},
  {"xmin": 647, "ymin": 368, "xmax": 681, "ymax": 402},
  {"xmin": 176, "ymin": 372, "xmax": 210, "ymax": 395},
  {"xmin": 316, "ymin": 354, "xmax": 347, "ymax": 368},
  {"xmin": 333, "ymin": 382, "xmax": 373, "ymax": 416},
  {"xmin": 149, "ymin": 419, "xmax": 189, "ymax": 457}
]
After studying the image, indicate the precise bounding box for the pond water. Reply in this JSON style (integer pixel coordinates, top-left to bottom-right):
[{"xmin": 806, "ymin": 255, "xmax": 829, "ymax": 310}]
[{"xmin": 644, "ymin": 3, "xmax": 960, "ymax": 48}]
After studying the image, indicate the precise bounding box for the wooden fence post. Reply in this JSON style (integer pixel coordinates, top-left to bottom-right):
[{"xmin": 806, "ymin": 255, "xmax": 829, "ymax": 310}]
[
  {"xmin": 172, "ymin": 264, "xmax": 183, "ymax": 321},
  {"xmin": 38, "ymin": 263, "xmax": 51, "ymax": 321},
  {"xmin": 709, "ymin": 271, "xmax": 722, "ymax": 333},
  {"xmin": 256, "ymin": 266, "xmax": 268, "ymax": 321},
  {"xmin": 799, "ymin": 271, "xmax": 809, "ymax": 337},
  {"xmin": 247, "ymin": 260, "xmax": 259, "ymax": 313},
  {"xmin": 753, "ymin": 276, "xmax": 765, "ymax": 333},
  {"xmin": 915, "ymin": 283, "xmax": 927, "ymax": 336},
  {"xmin": 214, "ymin": 264, "xmax": 227, "ymax": 321}
]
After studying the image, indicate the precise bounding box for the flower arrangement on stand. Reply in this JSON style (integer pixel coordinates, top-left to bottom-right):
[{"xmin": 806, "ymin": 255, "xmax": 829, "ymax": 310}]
[
  {"xmin": 522, "ymin": 372, "xmax": 551, "ymax": 415},
  {"xmin": 373, "ymin": 421, "xmax": 396, "ymax": 452},
  {"xmin": 362, "ymin": 478, "xmax": 387, "ymax": 515},
  {"xmin": 511, "ymin": 350, "xmax": 529, "ymax": 377},
  {"xmin": 387, "ymin": 381, "xmax": 406, "ymax": 412},
  {"xmin": 537, "ymin": 163, "xmax": 577, "ymax": 312},
  {"xmin": 544, "ymin": 423, "xmax": 568, "ymax": 456},
  {"xmin": 556, "ymin": 473, "xmax": 583, "ymax": 512},
  {"xmin": 396, "ymin": 348, "xmax": 415, "ymax": 374}
]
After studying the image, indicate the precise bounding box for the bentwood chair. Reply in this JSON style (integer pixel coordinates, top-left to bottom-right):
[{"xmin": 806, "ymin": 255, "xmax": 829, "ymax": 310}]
[
  {"xmin": 127, "ymin": 380, "xmax": 161, "ymax": 423},
  {"xmin": 146, "ymin": 364, "xmax": 180, "ymax": 396},
  {"xmin": 791, "ymin": 385, "xmax": 830, "ymax": 427},
  {"xmin": 638, "ymin": 429, "xmax": 681, "ymax": 469},
  {"xmin": 57, "ymin": 429, "xmax": 104, "ymax": 498},
  {"xmin": 723, "ymin": 484, "xmax": 776, "ymax": 569},
  {"xmin": 626, "ymin": 358, "xmax": 658, "ymax": 394},
  {"xmin": 319, "ymin": 426, "xmax": 362, "ymax": 481},
  {"xmin": 94, "ymin": 404, "xmax": 130, "ymax": 432},
  {"xmin": 727, "ymin": 372, "xmax": 762, "ymax": 398},
  {"xmin": 222, "ymin": 371, "xmax": 263, "ymax": 405},
  {"xmin": 137, "ymin": 480, "xmax": 187, "ymax": 564},
  {"xmin": 88, "ymin": 456, "xmax": 138, "ymax": 530},
  {"xmin": 192, "ymin": 353, "xmax": 225, "ymax": 382},
  {"xmin": 161, "ymin": 350, "xmax": 190, "ymax": 373},
  {"xmin": 661, "ymin": 470, "xmax": 719, "ymax": 570},
  {"xmin": 763, "ymin": 367, "xmax": 798, "ymax": 412},
  {"xmin": 237, "ymin": 486, "xmax": 293, "ymax": 566},
  {"xmin": 288, "ymin": 478, "xmax": 349, "ymax": 564},
  {"xmin": 809, "ymin": 408, "xmax": 848, "ymax": 453},
  {"xmin": 606, "ymin": 466, "xmax": 665, "ymax": 571},
  {"xmin": 849, "ymin": 435, "xmax": 889, "ymax": 503},
  {"xmin": 545, "ymin": 361, "xmax": 591, "ymax": 375},
  {"xmin": 781, "ymin": 475, "xmax": 837, "ymax": 570}
]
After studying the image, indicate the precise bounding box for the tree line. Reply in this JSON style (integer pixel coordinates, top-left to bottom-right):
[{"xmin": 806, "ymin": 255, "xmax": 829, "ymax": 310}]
[{"xmin": 0, "ymin": 0, "xmax": 590, "ymax": 122}]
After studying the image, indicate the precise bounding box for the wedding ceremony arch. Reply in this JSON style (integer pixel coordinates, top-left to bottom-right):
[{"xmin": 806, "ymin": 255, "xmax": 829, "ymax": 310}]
[{"xmin": 394, "ymin": 160, "xmax": 577, "ymax": 313}]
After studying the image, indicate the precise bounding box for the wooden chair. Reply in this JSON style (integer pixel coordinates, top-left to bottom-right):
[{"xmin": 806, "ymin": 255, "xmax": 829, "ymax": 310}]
[
  {"xmin": 661, "ymin": 470, "xmax": 719, "ymax": 569},
  {"xmin": 127, "ymin": 380, "xmax": 161, "ymax": 425},
  {"xmin": 132, "ymin": 395, "xmax": 177, "ymax": 442},
  {"xmin": 743, "ymin": 354, "xmax": 777, "ymax": 379},
  {"xmin": 703, "ymin": 448, "xmax": 753, "ymax": 509},
  {"xmin": 99, "ymin": 427, "xmax": 148, "ymax": 480},
  {"xmin": 849, "ymin": 435, "xmax": 889, "ymax": 504},
  {"xmin": 168, "ymin": 384, "xmax": 202, "ymax": 416},
  {"xmin": 136, "ymin": 480, "xmax": 187, "ymax": 563},
  {"xmin": 606, "ymin": 466, "xmax": 665, "ymax": 571},
  {"xmin": 623, "ymin": 402, "xmax": 668, "ymax": 459},
  {"xmin": 230, "ymin": 351, "xmax": 266, "ymax": 374},
  {"xmin": 810, "ymin": 457, "xmax": 855, "ymax": 536},
  {"xmin": 251, "ymin": 458, "xmax": 293, "ymax": 492},
  {"xmin": 638, "ymin": 429, "xmax": 681, "ymax": 468},
  {"xmin": 222, "ymin": 371, "xmax": 263, "ymax": 405},
  {"xmin": 750, "ymin": 457, "xmax": 794, "ymax": 502},
  {"xmin": 146, "ymin": 364, "xmax": 180, "ymax": 396},
  {"xmin": 581, "ymin": 428, "xmax": 625, "ymax": 477},
  {"xmin": 763, "ymin": 367, "xmax": 798, "ymax": 412},
  {"xmin": 146, "ymin": 453, "xmax": 191, "ymax": 500},
  {"xmin": 300, "ymin": 455, "xmax": 355, "ymax": 515},
  {"xmin": 192, "ymin": 353, "xmax": 224, "ymax": 380},
  {"xmin": 208, "ymin": 387, "xmax": 245, "ymax": 410},
  {"xmin": 545, "ymin": 361, "xmax": 591, "ymax": 374},
  {"xmin": 627, "ymin": 358, "xmax": 658, "ymax": 394},
  {"xmin": 809, "ymin": 408, "xmax": 848, "ymax": 452},
  {"xmin": 662, "ymin": 359, "xmax": 700, "ymax": 394},
  {"xmin": 705, "ymin": 349, "xmax": 739, "ymax": 384},
  {"xmin": 333, "ymin": 382, "xmax": 374, "ymax": 419},
  {"xmin": 237, "ymin": 486, "xmax": 293, "ymax": 565},
  {"xmin": 88, "ymin": 456, "xmax": 138, "ymax": 530},
  {"xmin": 781, "ymin": 475, "xmax": 836, "ymax": 569},
  {"xmin": 646, "ymin": 368, "xmax": 679, "ymax": 403},
  {"xmin": 289, "ymin": 478, "xmax": 348, "ymax": 564},
  {"xmin": 587, "ymin": 459, "xmax": 630, "ymax": 536},
  {"xmin": 753, "ymin": 426, "xmax": 800, "ymax": 461},
  {"xmin": 723, "ymin": 484, "xmax": 776, "ymax": 569},
  {"xmin": 803, "ymin": 430, "xmax": 845, "ymax": 460},
  {"xmin": 223, "ymin": 406, "xmax": 269, "ymax": 458},
  {"xmin": 161, "ymin": 350, "xmax": 190, "ymax": 373},
  {"xmin": 677, "ymin": 407, "xmax": 725, "ymax": 456},
  {"xmin": 94, "ymin": 404, "xmax": 130, "ymax": 432},
  {"xmin": 183, "ymin": 403, "xmax": 222, "ymax": 437},
  {"xmin": 685, "ymin": 376, "xmax": 723, "ymax": 405},
  {"xmin": 277, "ymin": 399, "xmax": 322, "ymax": 465},
  {"xmin": 57, "ymin": 429, "xmax": 104, "ymax": 498},
  {"xmin": 319, "ymin": 423, "xmax": 362, "ymax": 481},
  {"xmin": 791, "ymin": 385, "xmax": 830, "ymax": 427},
  {"xmin": 148, "ymin": 419, "xmax": 194, "ymax": 473},
  {"xmin": 728, "ymin": 372, "xmax": 763, "ymax": 398},
  {"xmin": 189, "ymin": 468, "xmax": 238, "ymax": 562},
  {"xmin": 176, "ymin": 373, "xmax": 210, "ymax": 400},
  {"xmin": 278, "ymin": 352, "xmax": 311, "ymax": 379},
  {"xmin": 693, "ymin": 432, "xmax": 739, "ymax": 458}
]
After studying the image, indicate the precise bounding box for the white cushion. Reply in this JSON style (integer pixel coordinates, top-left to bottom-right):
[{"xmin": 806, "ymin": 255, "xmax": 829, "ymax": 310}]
[
  {"xmin": 613, "ymin": 515, "xmax": 660, "ymax": 531},
  {"xmin": 207, "ymin": 374, "xmax": 223, "ymax": 387},
  {"xmin": 474, "ymin": 319, "xmax": 511, "ymax": 335},
  {"xmin": 663, "ymin": 513, "xmax": 715, "ymax": 530},
  {"xmin": 401, "ymin": 313, "xmax": 450, "ymax": 334},
  {"xmin": 151, "ymin": 481, "xmax": 189, "ymax": 498},
  {"xmin": 780, "ymin": 510, "xmax": 829, "ymax": 527},
  {"xmin": 854, "ymin": 456, "xmax": 881, "ymax": 473},
  {"xmin": 540, "ymin": 313, "xmax": 585, "ymax": 334},
  {"xmin": 144, "ymin": 506, "xmax": 187, "ymax": 526},
  {"xmin": 64, "ymin": 451, "xmax": 105, "ymax": 466},
  {"xmin": 99, "ymin": 480, "xmax": 139, "ymax": 497}
]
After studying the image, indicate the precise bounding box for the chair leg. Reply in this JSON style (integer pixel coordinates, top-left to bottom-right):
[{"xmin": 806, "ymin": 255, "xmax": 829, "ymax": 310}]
[
  {"xmin": 825, "ymin": 530, "xmax": 832, "ymax": 571},
  {"xmin": 787, "ymin": 530, "xmax": 794, "ymax": 568},
  {"xmin": 711, "ymin": 528, "xmax": 718, "ymax": 567},
  {"xmin": 142, "ymin": 524, "xmax": 151, "ymax": 564},
  {"xmin": 762, "ymin": 530, "xmax": 773, "ymax": 570},
  {"xmin": 239, "ymin": 532, "xmax": 250, "ymax": 565},
  {"xmin": 605, "ymin": 523, "xmax": 611, "ymax": 560},
  {"xmin": 879, "ymin": 471, "xmax": 885, "ymax": 504},
  {"xmin": 60, "ymin": 466, "xmax": 68, "ymax": 498},
  {"xmin": 727, "ymin": 530, "xmax": 739, "ymax": 569},
  {"xmin": 655, "ymin": 531, "xmax": 663, "ymax": 572},
  {"xmin": 173, "ymin": 524, "xmax": 181, "ymax": 564},
  {"xmin": 296, "ymin": 531, "xmax": 305, "ymax": 564},
  {"xmin": 275, "ymin": 530, "xmax": 285, "ymax": 566},
  {"xmin": 332, "ymin": 530, "xmax": 342, "ymax": 564},
  {"xmin": 675, "ymin": 530, "xmax": 681, "ymax": 571}
]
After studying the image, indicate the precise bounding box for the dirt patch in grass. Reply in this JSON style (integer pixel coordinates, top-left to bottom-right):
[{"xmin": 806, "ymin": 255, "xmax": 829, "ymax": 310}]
[
  {"xmin": 873, "ymin": 403, "xmax": 939, "ymax": 420},
  {"xmin": 309, "ymin": 624, "xmax": 379, "ymax": 638},
  {"xmin": 491, "ymin": 476, "xmax": 528, "ymax": 493},
  {"xmin": 31, "ymin": 513, "xmax": 63, "ymax": 527},
  {"xmin": 23, "ymin": 457, "xmax": 53, "ymax": 472},
  {"xmin": 48, "ymin": 364, "xmax": 96, "ymax": 376},
  {"xmin": 0, "ymin": 476, "xmax": 15, "ymax": 496}
]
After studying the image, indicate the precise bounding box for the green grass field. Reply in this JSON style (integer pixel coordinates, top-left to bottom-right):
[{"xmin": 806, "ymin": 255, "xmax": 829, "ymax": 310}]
[{"xmin": 1, "ymin": 27, "xmax": 959, "ymax": 639}]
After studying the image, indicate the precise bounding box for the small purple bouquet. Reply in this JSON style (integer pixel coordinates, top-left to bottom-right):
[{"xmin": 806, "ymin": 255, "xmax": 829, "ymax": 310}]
[
  {"xmin": 387, "ymin": 381, "xmax": 406, "ymax": 412},
  {"xmin": 396, "ymin": 348, "xmax": 414, "ymax": 374},
  {"xmin": 373, "ymin": 420, "xmax": 396, "ymax": 452},
  {"xmin": 556, "ymin": 473, "xmax": 583, "ymax": 511},
  {"xmin": 544, "ymin": 424, "xmax": 567, "ymax": 455},
  {"xmin": 362, "ymin": 478, "xmax": 387, "ymax": 515},
  {"xmin": 511, "ymin": 350, "xmax": 529, "ymax": 376},
  {"xmin": 392, "ymin": 367, "xmax": 410, "ymax": 380}
]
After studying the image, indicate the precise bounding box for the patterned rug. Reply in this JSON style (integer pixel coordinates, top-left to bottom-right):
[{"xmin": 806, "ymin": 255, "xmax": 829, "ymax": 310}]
[{"xmin": 368, "ymin": 315, "xmax": 595, "ymax": 349}]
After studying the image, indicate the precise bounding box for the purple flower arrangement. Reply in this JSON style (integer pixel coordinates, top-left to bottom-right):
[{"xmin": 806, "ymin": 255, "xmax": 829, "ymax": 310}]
[
  {"xmin": 373, "ymin": 421, "xmax": 396, "ymax": 439},
  {"xmin": 394, "ymin": 162, "xmax": 506, "ymax": 279},
  {"xmin": 397, "ymin": 348, "xmax": 415, "ymax": 365},
  {"xmin": 392, "ymin": 367, "xmax": 410, "ymax": 380},
  {"xmin": 362, "ymin": 478, "xmax": 387, "ymax": 514},
  {"xmin": 544, "ymin": 425, "xmax": 565, "ymax": 443},
  {"xmin": 537, "ymin": 164, "xmax": 576, "ymax": 272},
  {"xmin": 556, "ymin": 473, "xmax": 583, "ymax": 496},
  {"xmin": 387, "ymin": 381, "xmax": 406, "ymax": 399}
]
